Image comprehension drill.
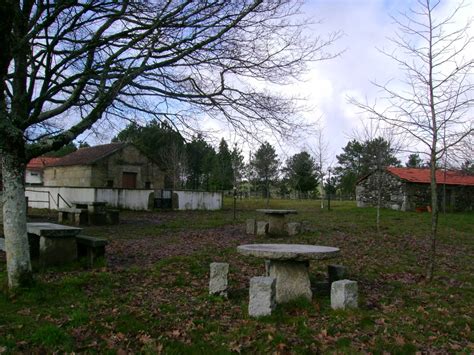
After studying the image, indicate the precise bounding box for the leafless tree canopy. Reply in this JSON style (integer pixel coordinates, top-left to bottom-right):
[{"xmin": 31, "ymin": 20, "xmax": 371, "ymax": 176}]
[
  {"xmin": 350, "ymin": 0, "xmax": 473, "ymax": 162},
  {"xmin": 0, "ymin": 0, "xmax": 339, "ymax": 160}
]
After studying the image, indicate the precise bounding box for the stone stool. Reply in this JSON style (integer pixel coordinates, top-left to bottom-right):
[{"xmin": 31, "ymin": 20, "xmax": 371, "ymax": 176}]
[
  {"xmin": 328, "ymin": 264, "xmax": 348, "ymax": 284},
  {"xmin": 246, "ymin": 219, "xmax": 256, "ymax": 235},
  {"xmin": 331, "ymin": 279, "xmax": 358, "ymax": 310},
  {"xmin": 256, "ymin": 221, "xmax": 268, "ymax": 236},
  {"xmin": 287, "ymin": 222, "xmax": 301, "ymax": 236},
  {"xmin": 249, "ymin": 276, "xmax": 276, "ymax": 317},
  {"xmin": 209, "ymin": 262, "xmax": 229, "ymax": 297}
]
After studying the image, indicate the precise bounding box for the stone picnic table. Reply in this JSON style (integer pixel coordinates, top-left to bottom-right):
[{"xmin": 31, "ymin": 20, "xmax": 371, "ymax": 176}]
[
  {"xmin": 237, "ymin": 243, "xmax": 340, "ymax": 303},
  {"xmin": 27, "ymin": 222, "xmax": 82, "ymax": 266},
  {"xmin": 256, "ymin": 209, "xmax": 297, "ymax": 237}
]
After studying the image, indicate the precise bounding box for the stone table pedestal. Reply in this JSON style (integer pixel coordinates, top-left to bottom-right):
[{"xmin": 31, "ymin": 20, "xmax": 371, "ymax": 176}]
[
  {"xmin": 256, "ymin": 209, "xmax": 297, "ymax": 237},
  {"xmin": 237, "ymin": 244, "xmax": 340, "ymax": 303}
]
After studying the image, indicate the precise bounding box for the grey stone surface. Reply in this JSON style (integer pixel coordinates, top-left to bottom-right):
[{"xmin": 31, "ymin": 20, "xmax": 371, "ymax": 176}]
[
  {"xmin": 287, "ymin": 222, "xmax": 301, "ymax": 236},
  {"xmin": 209, "ymin": 262, "xmax": 229, "ymax": 297},
  {"xmin": 246, "ymin": 219, "xmax": 256, "ymax": 235},
  {"xmin": 328, "ymin": 264, "xmax": 348, "ymax": 284},
  {"xmin": 27, "ymin": 222, "xmax": 82, "ymax": 238},
  {"xmin": 256, "ymin": 221, "xmax": 268, "ymax": 236},
  {"xmin": 249, "ymin": 276, "xmax": 276, "ymax": 317},
  {"xmin": 237, "ymin": 244, "xmax": 340, "ymax": 261},
  {"xmin": 256, "ymin": 209, "xmax": 298, "ymax": 237},
  {"xmin": 264, "ymin": 259, "xmax": 271, "ymax": 276},
  {"xmin": 331, "ymin": 279, "xmax": 358, "ymax": 310},
  {"xmin": 256, "ymin": 209, "xmax": 297, "ymax": 215},
  {"xmin": 39, "ymin": 236, "xmax": 77, "ymax": 266},
  {"xmin": 269, "ymin": 260, "xmax": 312, "ymax": 303}
]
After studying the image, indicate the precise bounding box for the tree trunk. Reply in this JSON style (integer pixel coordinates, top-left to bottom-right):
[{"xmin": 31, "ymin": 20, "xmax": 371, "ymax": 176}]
[
  {"xmin": 376, "ymin": 169, "xmax": 382, "ymax": 234},
  {"xmin": 427, "ymin": 153, "xmax": 438, "ymax": 282},
  {"xmin": 2, "ymin": 152, "xmax": 33, "ymax": 289}
]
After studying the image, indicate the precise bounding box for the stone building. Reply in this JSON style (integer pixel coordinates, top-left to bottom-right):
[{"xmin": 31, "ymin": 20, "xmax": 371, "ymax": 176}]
[
  {"xmin": 43, "ymin": 142, "xmax": 164, "ymax": 189},
  {"xmin": 356, "ymin": 167, "xmax": 474, "ymax": 212}
]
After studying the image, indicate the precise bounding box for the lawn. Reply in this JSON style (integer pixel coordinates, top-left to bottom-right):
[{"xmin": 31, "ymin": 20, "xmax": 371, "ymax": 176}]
[{"xmin": 0, "ymin": 198, "xmax": 473, "ymax": 353}]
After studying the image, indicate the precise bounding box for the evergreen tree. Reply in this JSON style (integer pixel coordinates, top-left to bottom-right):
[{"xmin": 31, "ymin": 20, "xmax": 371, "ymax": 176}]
[
  {"xmin": 185, "ymin": 135, "xmax": 216, "ymax": 190},
  {"xmin": 284, "ymin": 151, "xmax": 319, "ymax": 198},
  {"xmin": 406, "ymin": 153, "xmax": 423, "ymax": 168},
  {"xmin": 335, "ymin": 138, "xmax": 400, "ymax": 196},
  {"xmin": 212, "ymin": 139, "xmax": 234, "ymax": 190},
  {"xmin": 251, "ymin": 142, "xmax": 279, "ymax": 202}
]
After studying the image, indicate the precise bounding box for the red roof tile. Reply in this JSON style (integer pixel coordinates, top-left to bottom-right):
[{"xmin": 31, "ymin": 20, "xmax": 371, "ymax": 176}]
[
  {"xmin": 27, "ymin": 157, "xmax": 61, "ymax": 171},
  {"xmin": 47, "ymin": 142, "xmax": 126, "ymax": 167},
  {"xmin": 387, "ymin": 167, "xmax": 474, "ymax": 186}
]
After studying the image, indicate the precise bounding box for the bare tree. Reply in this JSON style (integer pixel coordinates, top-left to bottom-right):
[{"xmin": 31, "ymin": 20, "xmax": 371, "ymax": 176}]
[
  {"xmin": 351, "ymin": 0, "xmax": 473, "ymax": 280},
  {"xmin": 309, "ymin": 124, "xmax": 330, "ymax": 209},
  {"xmin": 0, "ymin": 1, "xmax": 339, "ymax": 289},
  {"xmin": 352, "ymin": 121, "xmax": 404, "ymax": 233}
]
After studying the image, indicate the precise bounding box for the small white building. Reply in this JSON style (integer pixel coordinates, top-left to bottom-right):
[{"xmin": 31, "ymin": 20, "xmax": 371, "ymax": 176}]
[{"xmin": 26, "ymin": 157, "xmax": 60, "ymax": 185}]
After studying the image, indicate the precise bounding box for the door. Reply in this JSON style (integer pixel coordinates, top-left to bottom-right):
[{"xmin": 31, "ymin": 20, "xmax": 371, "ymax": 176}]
[{"xmin": 122, "ymin": 172, "xmax": 137, "ymax": 189}]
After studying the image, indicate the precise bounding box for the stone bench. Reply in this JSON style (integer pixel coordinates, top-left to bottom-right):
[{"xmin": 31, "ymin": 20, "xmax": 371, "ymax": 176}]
[
  {"xmin": 76, "ymin": 235, "xmax": 108, "ymax": 267},
  {"xmin": 58, "ymin": 208, "xmax": 87, "ymax": 225}
]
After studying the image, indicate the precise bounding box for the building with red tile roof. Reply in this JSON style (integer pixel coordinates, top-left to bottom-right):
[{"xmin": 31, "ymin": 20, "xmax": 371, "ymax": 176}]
[
  {"xmin": 43, "ymin": 143, "xmax": 164, "ymax": 189},
  {"xmin": 356, "ymin": 167, "xmax": 474, "ymax": 212},
  {"xmin": 25, "ymin": 156, "xmax": 61, "ymax": 185}
]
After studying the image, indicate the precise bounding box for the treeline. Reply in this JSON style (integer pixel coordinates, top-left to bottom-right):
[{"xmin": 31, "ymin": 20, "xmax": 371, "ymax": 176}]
[{"xmin": 59, "ymin": 120, "xmax": 473, "ymax": 197}]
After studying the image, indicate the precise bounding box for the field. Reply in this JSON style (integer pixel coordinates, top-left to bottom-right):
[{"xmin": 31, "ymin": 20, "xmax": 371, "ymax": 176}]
[{"xmin": 0, "ymin": 199, "xmax": 473, "ymax": 353}]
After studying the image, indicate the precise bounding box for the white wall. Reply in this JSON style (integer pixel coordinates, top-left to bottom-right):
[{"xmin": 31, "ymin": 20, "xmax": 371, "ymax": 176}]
[
  {"xmin": 25, "ymin": 187, "xmax": 153, "ymax": 211},
  {"xmin": 25, "ymin": 187, "xmax": 222, "ymax": 211},
  {"xmin": 174, "ymin": 190, "xmax": 222, "ymax": 210},
  {"xmin": 25, "ymin": 170, "xmax": 43, "ymax": 185}
]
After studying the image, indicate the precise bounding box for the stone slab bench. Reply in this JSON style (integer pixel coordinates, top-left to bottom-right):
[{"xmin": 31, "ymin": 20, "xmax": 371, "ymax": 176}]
[
  {"xmin": 58, "ymin": 208, "xmax": 87, "ymax": 225},
  {"xmin": 76, "ymin": 235, "xmax": 108, "ymax": 267}
]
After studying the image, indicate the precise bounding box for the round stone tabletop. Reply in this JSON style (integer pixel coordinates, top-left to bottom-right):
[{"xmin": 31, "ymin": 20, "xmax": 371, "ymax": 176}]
[
  {"xmin": 237, "ymin": 244, "xmax": 340, "ymax": 261},
  {"xmin": 256, "ymin": 209, "xmax": 298, "ymax": 215}
]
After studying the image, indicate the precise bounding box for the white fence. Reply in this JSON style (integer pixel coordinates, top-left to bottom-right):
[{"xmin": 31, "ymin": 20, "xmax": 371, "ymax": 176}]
[
  {"xmin": 24, "ymin": 187, "xmax": 222, "ymax": 211},
  {"xmin": 173, "ymin": 190, "xmax": 222, "ymax": 210},
  {"xmin": 25, "ymin": 187, "xmax": 153, "ymax": 211}
]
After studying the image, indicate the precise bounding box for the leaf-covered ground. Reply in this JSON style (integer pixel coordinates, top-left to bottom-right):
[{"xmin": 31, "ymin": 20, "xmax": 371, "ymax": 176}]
[{"xmin": 0, "ymin": 199, "xmax": 473, "ymax": 353}]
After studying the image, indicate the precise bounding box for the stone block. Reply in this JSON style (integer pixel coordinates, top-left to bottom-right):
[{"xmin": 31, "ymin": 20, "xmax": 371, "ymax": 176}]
[
  {"xmin": 328, "ymin": 264, "xmax": 348, "ymax": 284},
  {"xmin": 264, "ymin": 259, "xmax": 271, "ymax": 276},
  {"xmin": 249, "ymin": 276, "xmax": 276, "ymax": 317},
  {"xmin": 39, "ymin": 236, "xmax": 77, "ymax": 266},
  {"xmin": 256, "ymin": 221, "xmax": 268, "ymax": 236},
  {"xmin": 246, "ymin": 219, "xmax": 256, "ymax": 235},
  {"xmin": 106, "ymin": 209, "xmax": 120, "ymax": 225},
  {"xmin": 331, "ymin": 280, "xmax": 358, "ymax": 310},
  {"xmin": 269, "ymin": 260, "xmax": 312, "ymax": 303},
  {"xmin": 209, "ymin": 262, "xmax": 229, "ymax": 297},
  {"xmin": 287, "ymin": 222, "xmax": 301, "ymax": 236}
]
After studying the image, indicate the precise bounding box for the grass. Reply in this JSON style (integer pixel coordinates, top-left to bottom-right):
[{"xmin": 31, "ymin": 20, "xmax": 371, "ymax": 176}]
[{"xmin": 0, "ymin": 198, "xmax": 473, "ymax": 353}]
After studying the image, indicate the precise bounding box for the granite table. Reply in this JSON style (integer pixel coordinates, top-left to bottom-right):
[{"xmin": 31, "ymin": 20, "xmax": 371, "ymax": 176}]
[
  {"xmin": 256, "ymin": 209, "xmax": 297, "ymax": 237},
  {"xmin": 27, "ymin": 222, "xmax": 82, "ymax": 266},
  {"xmin": 237, "ymin": 244, "xmax": 340, "ymax": 303}
]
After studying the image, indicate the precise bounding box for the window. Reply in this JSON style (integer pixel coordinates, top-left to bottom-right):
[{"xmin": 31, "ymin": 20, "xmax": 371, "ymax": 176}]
[
  {"xmin": 145, "ymin": 181, "xmax": 151, "ymax": 189},
  {"xmin": 107, "ymin": 180, "xmax": 114, "ymax": 187}
]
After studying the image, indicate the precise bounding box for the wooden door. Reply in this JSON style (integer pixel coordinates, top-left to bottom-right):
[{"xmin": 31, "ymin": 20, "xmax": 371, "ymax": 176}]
[{"xmin": 122, "ymin": 172, "xmax": 137, "ymax": 188}]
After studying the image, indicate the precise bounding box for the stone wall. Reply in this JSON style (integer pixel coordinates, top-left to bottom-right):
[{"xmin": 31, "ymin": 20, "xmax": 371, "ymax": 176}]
[
  {"xmin": 43, "ymin": 145, "xmax": 164, "ymax": 189},
  {"xmin": 44, "ymin": 165, "xmax": 93, "ymax": 187},
  {"xmin": 102, "ymin": 145, "xmax": 164, "ymax": 189},
  {"xmin": 356, "ymin": 171, "xmax": 408, "ymax": 211}
]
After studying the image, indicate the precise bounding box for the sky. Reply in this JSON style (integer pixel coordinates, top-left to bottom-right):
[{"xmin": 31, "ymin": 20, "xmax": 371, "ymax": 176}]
[
  {"xmin": 83, "ymin": 0, "xmax": 473, "ymax": 167},
  {"xmin": 199, "ymin": 0, "xmax": 473, "ymax": 166}
]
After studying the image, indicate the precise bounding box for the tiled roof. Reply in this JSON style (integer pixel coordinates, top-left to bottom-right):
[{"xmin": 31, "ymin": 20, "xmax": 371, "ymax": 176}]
[
  {"xmin": 387, "ymin": 167, "xmax": 474, "ymax": 186},
  {"xmin": 26, "ymin": 157, "xmax": 61, "ymax": 171},
  {"xmin": 47, "ymin": 142, "xmax": 127, "ymax": 167}
]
